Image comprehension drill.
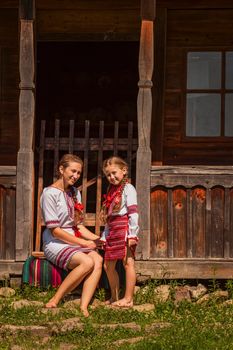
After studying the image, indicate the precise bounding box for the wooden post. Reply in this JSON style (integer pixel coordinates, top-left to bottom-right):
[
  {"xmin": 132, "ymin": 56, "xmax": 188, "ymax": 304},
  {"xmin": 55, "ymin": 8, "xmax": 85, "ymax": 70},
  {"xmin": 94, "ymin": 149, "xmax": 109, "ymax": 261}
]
[
  {"xmin": 136, "ymin": 0, "xmax": 155, "ymax": 259},
  {"xmin": 16, "ymin": 0, "xmax": 35, "ymax": 261}
]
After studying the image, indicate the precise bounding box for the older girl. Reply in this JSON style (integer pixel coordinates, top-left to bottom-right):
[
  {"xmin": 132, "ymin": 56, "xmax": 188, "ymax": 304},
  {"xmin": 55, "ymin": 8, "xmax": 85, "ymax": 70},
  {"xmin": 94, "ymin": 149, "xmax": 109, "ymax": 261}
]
[{"xmin": 41, "ymin": 154, "xmax": 103, "ymax": 316}]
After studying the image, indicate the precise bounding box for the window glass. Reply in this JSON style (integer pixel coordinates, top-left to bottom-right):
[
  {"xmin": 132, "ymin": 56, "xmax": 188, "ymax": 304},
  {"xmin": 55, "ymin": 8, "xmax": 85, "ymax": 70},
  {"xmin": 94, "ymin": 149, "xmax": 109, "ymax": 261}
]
[
  {"xmin": 226, "ymin": 52, "xmax": 233, "ymax": 89},
  {"xmin": 186, "ymin": 93, "xmax": 221, "ymax": 136},
  {"xmin": 225, "ymin": 93, "xmax": 233, "ymax": 136},
  {"xmin": 187, "ymin": 52, "xmax": 221, "ymax": 89}
]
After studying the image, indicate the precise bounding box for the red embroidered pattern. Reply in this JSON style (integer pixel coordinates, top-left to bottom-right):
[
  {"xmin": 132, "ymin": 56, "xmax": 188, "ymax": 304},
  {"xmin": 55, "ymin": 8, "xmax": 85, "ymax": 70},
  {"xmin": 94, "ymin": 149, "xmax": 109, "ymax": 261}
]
[
  {"xmin": 127, "ymin": 204, "xmax": 138, "ymax": 215},
  {"xmin": 46, "ymin": 220, "xmax": 59, "ymax": 226}
]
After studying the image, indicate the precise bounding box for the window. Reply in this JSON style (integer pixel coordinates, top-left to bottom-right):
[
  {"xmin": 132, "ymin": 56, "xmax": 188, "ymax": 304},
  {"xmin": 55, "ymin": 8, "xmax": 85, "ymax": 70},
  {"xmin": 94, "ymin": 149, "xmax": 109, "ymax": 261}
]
[{"xmin": 186, "ymin": 51, "xmax": 233, "ymax": 137}]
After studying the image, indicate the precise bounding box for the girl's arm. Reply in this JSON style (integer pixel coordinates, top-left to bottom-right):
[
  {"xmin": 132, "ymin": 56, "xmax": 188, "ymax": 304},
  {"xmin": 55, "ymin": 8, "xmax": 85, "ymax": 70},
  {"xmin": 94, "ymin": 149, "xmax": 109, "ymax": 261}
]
[
  {"xmin": 125, "ymin": 184, "xmax": 139, "ymax": 243},
  {"xmin": 77, "ymin": 224, "xmax": 100, "ymax": 240},
  {"xmin": 51, "ymin": 227, "xmax": 97, "ymax": 249}
]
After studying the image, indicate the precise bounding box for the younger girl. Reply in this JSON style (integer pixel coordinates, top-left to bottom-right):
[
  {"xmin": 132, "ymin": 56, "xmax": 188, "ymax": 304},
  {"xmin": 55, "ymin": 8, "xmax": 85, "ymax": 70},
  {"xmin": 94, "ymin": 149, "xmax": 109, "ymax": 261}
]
[
  {"xmin": 100, "ymin": 156, "xmax": 139, "ymax": 308},
  {"xmin": 40, "ymin": 154, "xmax": 103, "ymax": 316}
]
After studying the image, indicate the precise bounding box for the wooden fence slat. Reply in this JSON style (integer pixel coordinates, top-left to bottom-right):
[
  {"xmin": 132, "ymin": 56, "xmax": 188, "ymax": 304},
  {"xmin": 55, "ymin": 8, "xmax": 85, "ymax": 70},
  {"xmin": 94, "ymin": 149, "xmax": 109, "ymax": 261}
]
[
  {"xmin": 69, "ymin": 119, "xmax": 74, "ymax": 154},
  {"xmin": 173, "ymin": 188, "xmax": 186, "ymax": 258},
  {"xmin": 53, "ymin": 119, "xmax": 60, "ymax": 182},
  {"xmin": 82, "ymin": 120, "xmax": 90, "ymax": 214},
  {"xmin": 35, "ymin": 120, "xmax": 45, "ymax": 252},
  {"xmin": 0, "ymin": 187, "xmax": 6, "ymax": 260},
  {"xmin": 127, "ymin": 121, "xmax": 133, "ymax": 180},
  {"xmin": 192, "ymin": 188, "xmax": 206, "ymax": 258},
  {"xmin": 211, "ymin": 187, "xmax": 224, "ymax": 258},
  {"xmin": 205, "ymin": 188, "xmax": 212, "ymax": 258},
  {"xmin": 224, "ymin": 188, "xmax": 230, "ymax": 258},
  {"xmin": 95, "ymin": 121, "xmax": 104, "ymax": 236},
  {"xmin": 5, "ymin": 189, "xmax": 16, "ymax": 260},
  {"xmin": 167, "ymin": 189, "xmax": 173, "ymax": 258},
  {"xmin": 113, "ymin": 121, "xmax": 119, "ymax": 156},
  {"xmin": 186, "ymin": 189, "xmax": 192, "ymax": 258}
]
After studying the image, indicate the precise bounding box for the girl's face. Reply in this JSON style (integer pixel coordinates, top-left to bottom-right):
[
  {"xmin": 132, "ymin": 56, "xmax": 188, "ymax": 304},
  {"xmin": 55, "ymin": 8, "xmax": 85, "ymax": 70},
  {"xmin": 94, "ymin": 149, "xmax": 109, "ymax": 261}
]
[
  {"xmin": 59, "ymin": 162, "xmax": 82, "ymax": 189},
  {"xmin": 104, "ymin": 164, "xmax": 127, "ymax": 185}
]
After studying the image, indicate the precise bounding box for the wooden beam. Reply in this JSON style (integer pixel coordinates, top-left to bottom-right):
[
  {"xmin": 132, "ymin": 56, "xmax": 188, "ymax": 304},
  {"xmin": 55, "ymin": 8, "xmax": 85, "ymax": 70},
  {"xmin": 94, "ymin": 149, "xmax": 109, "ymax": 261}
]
[
  {"xmin": 135, "ymin": 259, "xmax": 233, "ymax": 279},
  {"xmin": 136, "ymin": 13, "xmax": 155, "ymax": 259},
  {"xmin": 19, "ymin": 0, "xmax": 35, "ymax": 20},
  {"xmin": 16, "ymin": 10, "xmax": 35, "ymax": 261},
  {"xmin": 141, "ymin": 0, "xmax": 156, "ymax": 20}
]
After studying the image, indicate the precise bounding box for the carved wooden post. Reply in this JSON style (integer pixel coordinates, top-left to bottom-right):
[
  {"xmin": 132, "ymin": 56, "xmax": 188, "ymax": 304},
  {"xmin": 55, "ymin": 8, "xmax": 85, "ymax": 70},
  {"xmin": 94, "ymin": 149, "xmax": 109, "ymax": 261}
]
[
  {"xmin": 136, "ymin": 0, "xmax": 155, "ymax": 259},
  {"xmin": 16, "ymin": 0, "xmax": 35, "ymax": 261}
]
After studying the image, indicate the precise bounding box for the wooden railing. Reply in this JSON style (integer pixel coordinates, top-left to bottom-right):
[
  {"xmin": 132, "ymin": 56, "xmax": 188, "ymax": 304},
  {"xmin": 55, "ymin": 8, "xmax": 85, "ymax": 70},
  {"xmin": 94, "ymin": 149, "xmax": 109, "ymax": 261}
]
[
  {"xmin": 150, "ymin": 166, "xmax": 233, "ymax": 260},
  {"xmin": 34, "ymin": 119, "xmax": 138, "ymax": 253}
]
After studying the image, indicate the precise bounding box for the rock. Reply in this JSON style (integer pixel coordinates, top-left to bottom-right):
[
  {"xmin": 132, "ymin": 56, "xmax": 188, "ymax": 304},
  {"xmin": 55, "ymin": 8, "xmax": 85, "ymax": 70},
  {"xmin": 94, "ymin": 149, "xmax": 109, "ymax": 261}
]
[
  {"xmin": 145, "ymin": 322, "xmax": 171, "ymax": 332},
  {"xmin": 98, "ymin": 322, "xmax": 141, "ymax": 331},
  {"xmin": 154, "ymin": 285, "xmax": 170, "ymax": 303},
  {"xmin": 49, "ymin": 317, "xmax": 83, "ymax": 334},
  {"xmin": 113, "ymin": 336, "xmax": 144, "ymax": 346},
  {"xmin": 11, "ymin": 299, "xmax": 44, "ymax": 309},
  {"xmin": 133, "ymin": 303, "xmax": 155, "ymax": 312},
  {"xmin": 174, "ymin": 286, "xmax": 191, "ymax": 304},
  {"xmin": 134, "ymin": 286, "xmax": 141, "ymax": 294},
  {"xmin": 0, "ymin": 287, "xmax": 15, "ymax": 298},
  {"xmin": 187, "ymin": 284, "xmax": 207, "ymax": 300},
  {"xmin": 63, "ymin": 298, "xmax": 81, "ymax": 309},
  {"xmin": 196, "ymin": 290, "xmax": 229, "ymax": 304},
  {"xmin": 136, "ymin": 275, "xmax": 151, "ymax": 285},
  {"xmin": 0, "ymin": 325, "xmax": 49, "ymax": 338}
]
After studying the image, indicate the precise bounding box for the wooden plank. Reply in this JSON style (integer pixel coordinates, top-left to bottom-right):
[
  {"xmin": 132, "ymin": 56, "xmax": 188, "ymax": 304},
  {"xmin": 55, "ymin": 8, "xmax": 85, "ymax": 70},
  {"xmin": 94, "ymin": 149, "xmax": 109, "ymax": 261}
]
[
  {"xmin": 19, "ymin": 0, "xmax": 35, "ymax": 20},
  {"xmin": 81, "ymin": 120, "xmax": 90, "ymax": 214},
  {"xmin": 127, "ymin": 121, "xmax": 133, "ymax": 180},
  {"xmin": 150, "ymin": 188, "xmax": 168, "ymax": 258},
  {"xmin": 0, "ymin": 166, "xmax": 16, "ymax": 176},
  {"xmin": 191, "ymin": 188, "xmax": 206, "ymax": 258},
  {"xmin": 0, "ymin": 261, "xmax": 24, "ymax": 277},
  {"xmin": 95, "ymin": 121, "xmax": 104, "ymax": 236},
  {"xmin": 0, "ymin": 187, "xmax": 6, "ymax": 259},
  {"xmin": 205, "ymin": 188, "xmax": 212, "ymax": 258},
  {"xmin": 172, "ymin": 188, "xmax": 187, "ymax": 257},
  {"xmin": 135, "ymin": 259, "xmax": 233, "ymax": 279},
  {"xmin": 157, "ymin": 0, "xmax": 233, "ymax": 9},
  {"xmin": 44, "ymin": 137, "xmax": 138, "ymax": 151},
  {"xmin": 140, "ymin": 0, "xmax": 156, "ymax": 20},
  {"xmin": 230, "ymin": 189, "xmax": 233, "ymax": 258},
  {"xmin": 35, "ymin": 120, "xmax": 45, "ymax": 252},
  {"xmin": 167, "ymin": 188, "xmax": 173, "ymax": 257},
  {"xmin": 211, "ymin": 187, "xmax": 224, "ymax": 258},
  {"xmin": 186, "ymin": 188, "xmax": 192, "ymax": 258},
  {"xmin": 53, "ymin": 119, "xmax": 60, "ymax": 182},
  {"xmin": 5, "ymin": 188, "xmax": 16, "ymax": 260},
  {"xmin": 37, "ymin": 0, "xmax": 140, "ymax": 10},
  {"xmin": 68, "ymin": 119, "xmax": 74, "ymax": 154},
  {"xmin": 224, "ymin": 188, "xmax": 230, "ymax": 258},
  {"xmin": 113, "ymin": 121, "xmax": 119, "ymax": 156}
]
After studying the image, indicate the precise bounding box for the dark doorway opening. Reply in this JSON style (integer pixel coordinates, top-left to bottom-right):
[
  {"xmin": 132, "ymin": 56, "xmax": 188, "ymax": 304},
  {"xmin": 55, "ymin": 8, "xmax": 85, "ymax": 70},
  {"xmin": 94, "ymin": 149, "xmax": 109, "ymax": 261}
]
[{"xmin": 36, "ymin": 41, "xmax": 139, "ymax": 138}]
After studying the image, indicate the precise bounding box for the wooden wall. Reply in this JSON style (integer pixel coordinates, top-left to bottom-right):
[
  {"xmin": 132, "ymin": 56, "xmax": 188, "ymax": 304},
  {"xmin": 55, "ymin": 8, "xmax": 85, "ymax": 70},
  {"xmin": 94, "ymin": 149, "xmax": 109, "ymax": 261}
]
[
  {"xmin": 152, "ymin": 3, "xmax": 233, "ymax": 165},
  {"xmin": 36, "ymin": 0, "xmax": 140, "ymax": 41},
  {"xmin": 0, "ymin": 3, "xmax": 19, "ymax": 166}
]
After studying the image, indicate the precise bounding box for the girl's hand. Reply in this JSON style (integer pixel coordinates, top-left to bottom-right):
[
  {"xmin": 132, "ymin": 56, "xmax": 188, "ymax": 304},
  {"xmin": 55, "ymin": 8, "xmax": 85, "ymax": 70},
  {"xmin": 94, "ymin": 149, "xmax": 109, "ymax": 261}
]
[
  {"xmin": 128, "ymin": 238, "xmax": 137, "ymax": 247},
  {"xmin": 85, "ymin": 240, "xmax": 97, "ymax": 249},
  {"xmin": 95, "ymin": 238, "xmax": 105, "ymax": 249}
]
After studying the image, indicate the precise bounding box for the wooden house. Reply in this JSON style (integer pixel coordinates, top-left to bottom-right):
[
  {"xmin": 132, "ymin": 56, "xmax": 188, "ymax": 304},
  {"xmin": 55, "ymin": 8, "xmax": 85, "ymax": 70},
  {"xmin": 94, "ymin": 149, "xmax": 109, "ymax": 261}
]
[{"xmin": 1, "ymin": 0, "xmax": 233, "ymax": 281}]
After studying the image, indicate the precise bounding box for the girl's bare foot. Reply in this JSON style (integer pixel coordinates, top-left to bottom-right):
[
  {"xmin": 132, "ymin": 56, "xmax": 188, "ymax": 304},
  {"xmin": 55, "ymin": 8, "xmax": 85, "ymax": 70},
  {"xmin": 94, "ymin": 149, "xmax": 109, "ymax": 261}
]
[
  {"xmin": 80, "ymin": 308, "xmax": 89, "ymax": 317},
  {"xmin": 111, "ymin": 298, "xmax": 133, "ymax": 308},
  {"xmin": 104, "ymin": 298, "xmax": 116, "ymax": 305},
  {"xmin": 45, "ymin": 298, "xmax": 58, "ymax": 308}
]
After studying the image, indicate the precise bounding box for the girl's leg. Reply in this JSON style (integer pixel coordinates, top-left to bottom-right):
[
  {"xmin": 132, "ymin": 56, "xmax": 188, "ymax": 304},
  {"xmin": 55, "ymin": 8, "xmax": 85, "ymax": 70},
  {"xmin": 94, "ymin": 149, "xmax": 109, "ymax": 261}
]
[
  {"xmin": 45, "ymin": 252, "xmax": 94, "ymax": 308},
  {"xmin": 104, "ymin": 259, "xmax": 119, "ymax": 303},
  {"xmin": 79, "ymin": 251, "xmax": 103, "ymax": 316},
  {"xmin": 112, "ymin": 249, "xmax": 136, "ymax": 307}
]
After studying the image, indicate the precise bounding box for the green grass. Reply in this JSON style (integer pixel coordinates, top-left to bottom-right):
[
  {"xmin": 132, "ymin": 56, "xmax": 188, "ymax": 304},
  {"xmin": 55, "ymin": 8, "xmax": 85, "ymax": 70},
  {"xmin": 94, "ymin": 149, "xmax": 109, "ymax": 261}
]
[{"xmin": 1, "ymin": 281, "xmax": 233, "ymax": 349}]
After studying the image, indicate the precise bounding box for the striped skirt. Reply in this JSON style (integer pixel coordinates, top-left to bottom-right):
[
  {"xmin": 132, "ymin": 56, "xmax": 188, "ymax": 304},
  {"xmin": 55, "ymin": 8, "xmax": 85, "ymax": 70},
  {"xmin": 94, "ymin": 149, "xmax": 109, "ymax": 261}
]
[{"xmin": 104, "ymin": 214, "xmax": 128, "ymax": 260}]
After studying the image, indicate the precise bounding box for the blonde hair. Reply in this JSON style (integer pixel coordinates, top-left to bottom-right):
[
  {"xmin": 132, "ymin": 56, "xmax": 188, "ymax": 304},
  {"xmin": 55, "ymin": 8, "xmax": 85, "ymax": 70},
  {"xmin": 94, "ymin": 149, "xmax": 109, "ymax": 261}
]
[{"xmin": 103, "ymin": 156, "xmax": 128, "ymax": 175}]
